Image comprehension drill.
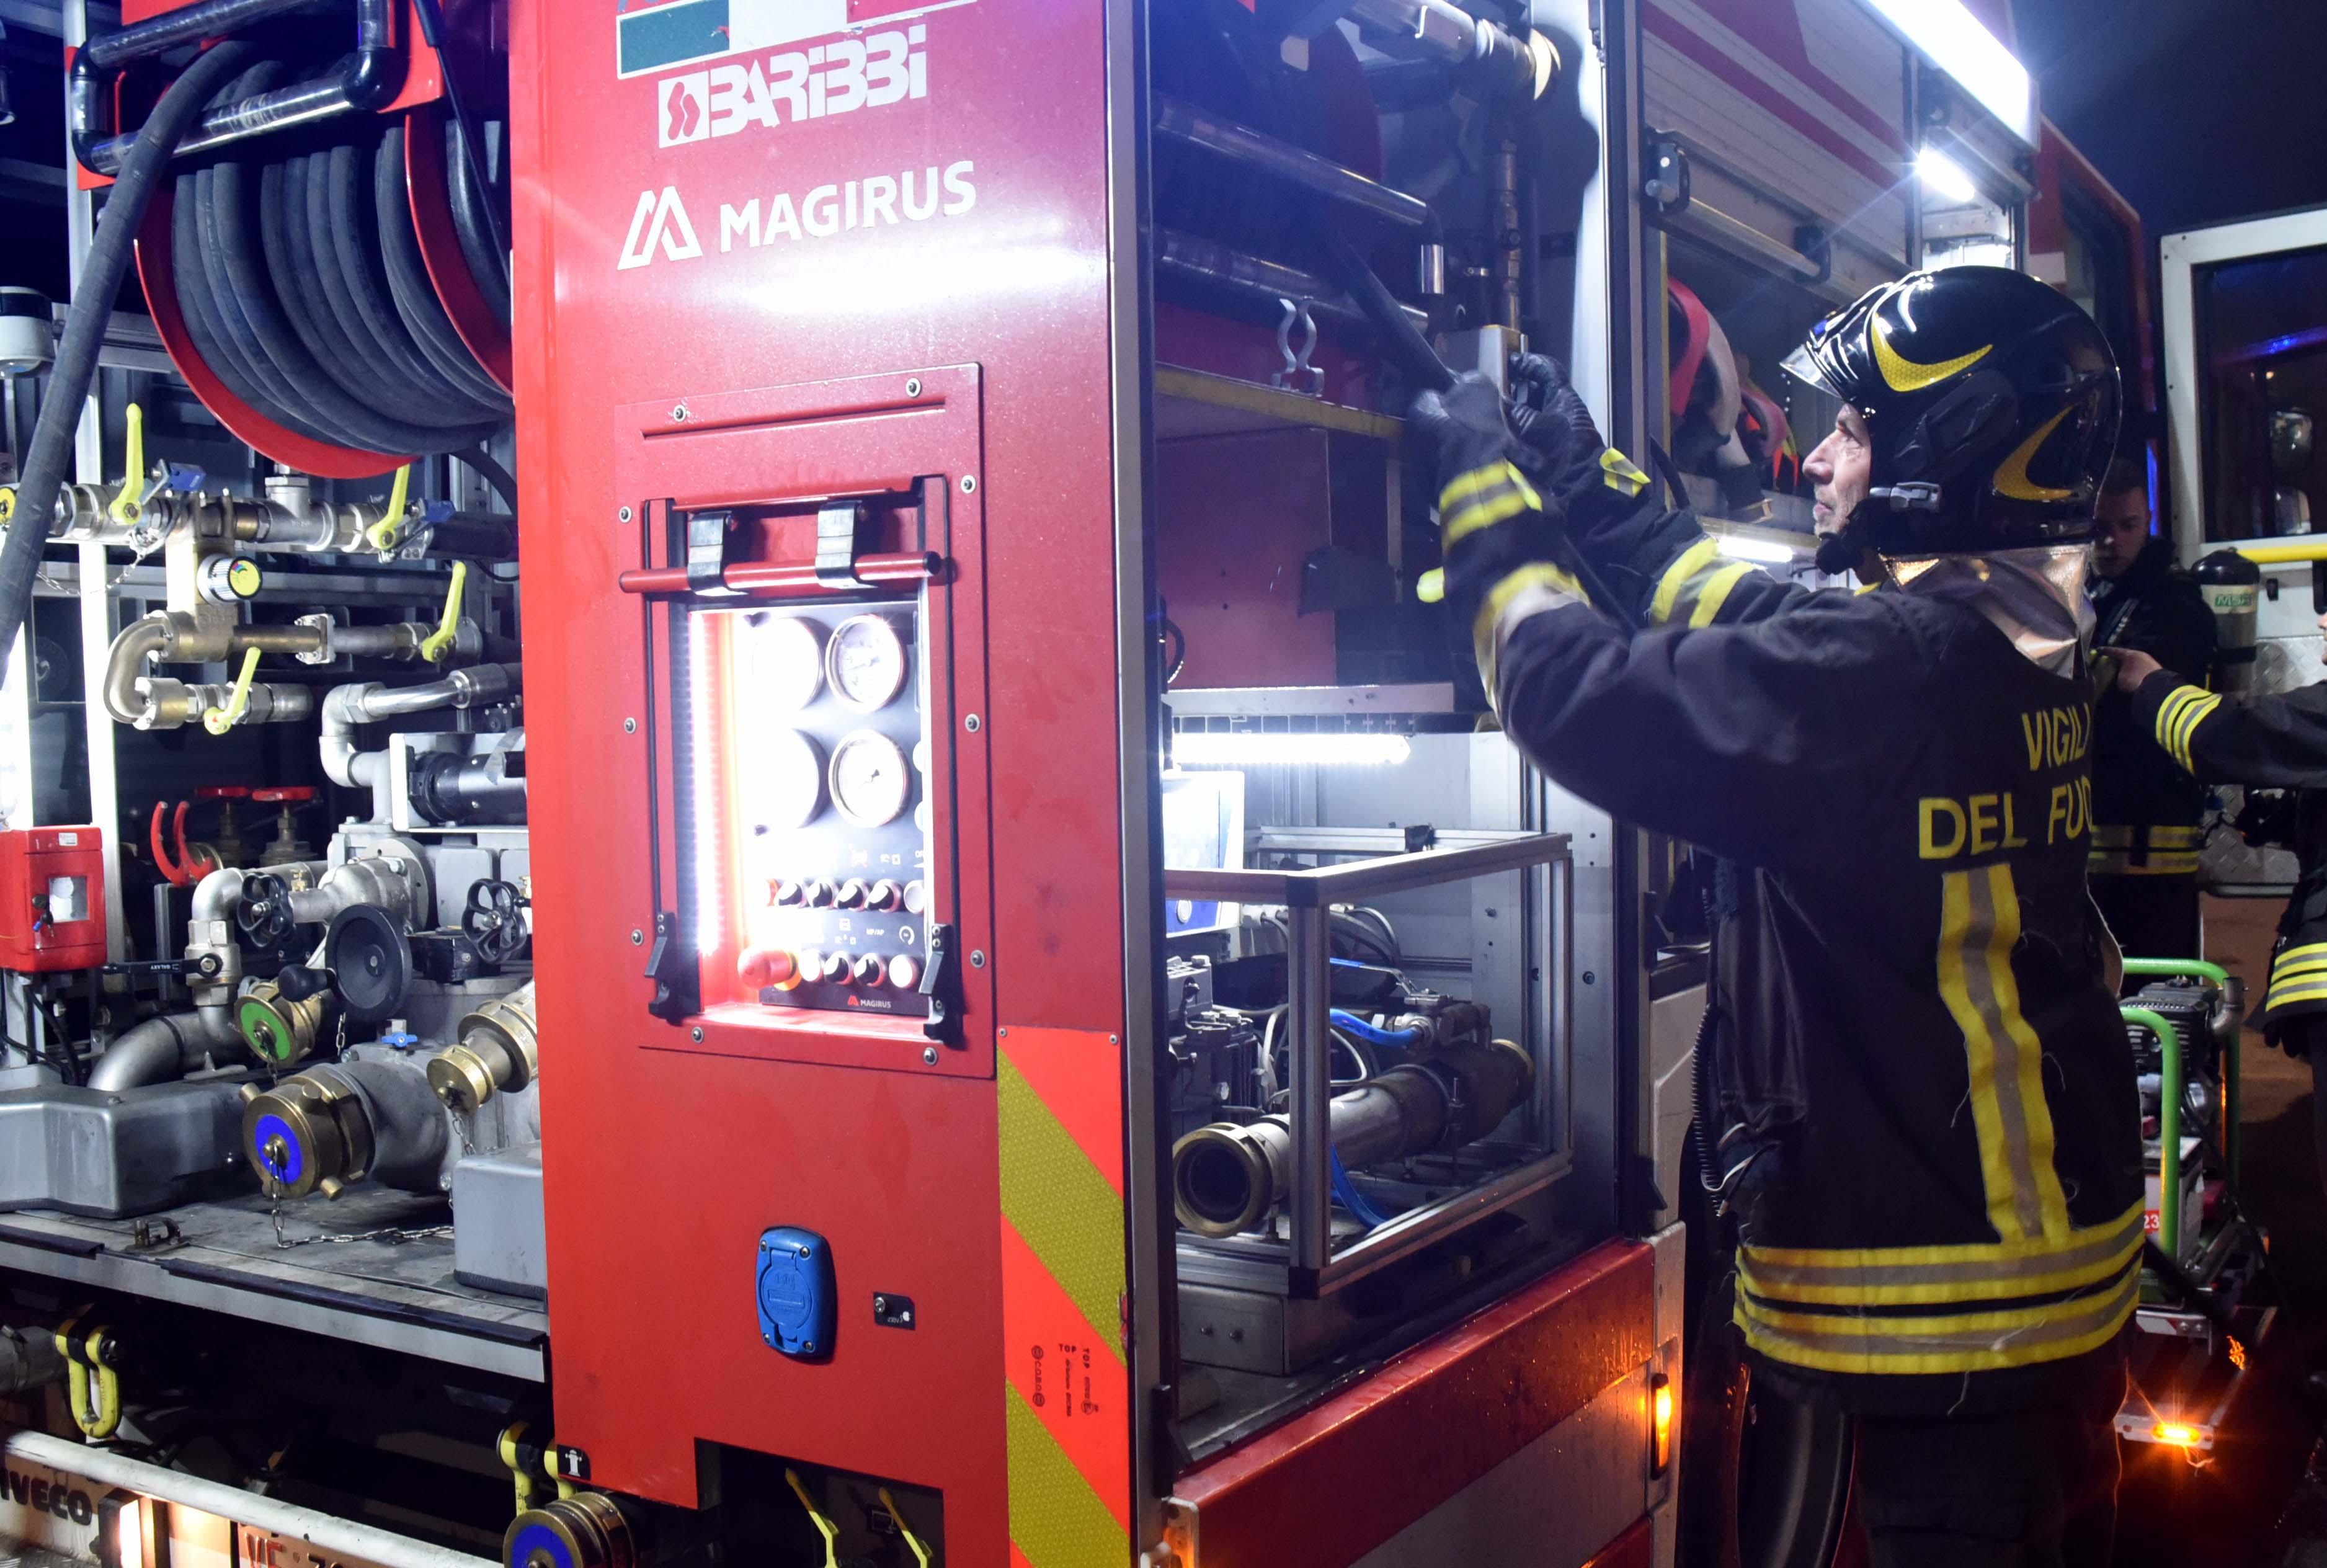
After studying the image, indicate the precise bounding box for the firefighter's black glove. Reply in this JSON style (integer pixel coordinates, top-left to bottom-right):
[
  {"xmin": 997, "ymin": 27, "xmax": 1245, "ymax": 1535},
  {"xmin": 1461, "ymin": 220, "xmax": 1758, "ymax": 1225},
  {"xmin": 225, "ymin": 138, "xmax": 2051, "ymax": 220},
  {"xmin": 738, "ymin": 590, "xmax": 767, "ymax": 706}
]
[
  {"xmin": 1407, "ymin": 372, "xmax": 1575, "ymax": 628},
  {"xmin": 1508, "ymin": 354, "xmax": 1653, "ymax": 525}
]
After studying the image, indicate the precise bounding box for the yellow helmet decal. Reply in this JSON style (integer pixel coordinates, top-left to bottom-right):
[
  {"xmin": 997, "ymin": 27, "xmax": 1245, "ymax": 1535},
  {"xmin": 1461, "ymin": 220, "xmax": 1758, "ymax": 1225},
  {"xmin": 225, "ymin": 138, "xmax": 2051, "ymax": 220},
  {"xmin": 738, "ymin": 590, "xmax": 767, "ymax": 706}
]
[
  {"xmin": 1871, "ymin": 314, "xmax": 1991, "ymax": 393},
  {"xmin": 1991, "ymin": 404, "xmax": 2079, "ymax": 502}
]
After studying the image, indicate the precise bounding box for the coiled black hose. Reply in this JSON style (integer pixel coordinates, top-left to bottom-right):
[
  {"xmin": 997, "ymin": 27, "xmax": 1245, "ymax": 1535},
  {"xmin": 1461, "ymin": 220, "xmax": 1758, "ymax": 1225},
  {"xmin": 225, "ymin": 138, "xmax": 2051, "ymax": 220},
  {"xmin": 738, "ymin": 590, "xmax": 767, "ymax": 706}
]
[
  {"xmin": 170, "ymin": 93, "xmax": 509, "ymax": 458},
  {"xmin": 0, "ymin": 39, "xmax": 262, "ymax": 687}
]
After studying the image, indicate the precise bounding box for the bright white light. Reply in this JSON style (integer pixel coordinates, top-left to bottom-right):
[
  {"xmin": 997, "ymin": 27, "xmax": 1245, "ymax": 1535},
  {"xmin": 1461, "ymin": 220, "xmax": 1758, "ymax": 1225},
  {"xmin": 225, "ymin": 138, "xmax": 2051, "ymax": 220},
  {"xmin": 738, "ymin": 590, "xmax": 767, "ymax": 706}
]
[
  {"xmin": 1713, "ymin": 533, "xmax": 1798, "ymax": 565},
  {"xmin": 690, "ymin": 612, "xmax": 724, "ymax": 954},
  {"xmin": 1916, "ymin": 148, "xmax": 1980, "ymax": 206},
  {"xmin": 1869, "ymin": 0, "xmax": 2035, "ymax": 146},
  {"xmin": 1173, "ymin": 732, "xmax": 1413, "ymax": 768}
]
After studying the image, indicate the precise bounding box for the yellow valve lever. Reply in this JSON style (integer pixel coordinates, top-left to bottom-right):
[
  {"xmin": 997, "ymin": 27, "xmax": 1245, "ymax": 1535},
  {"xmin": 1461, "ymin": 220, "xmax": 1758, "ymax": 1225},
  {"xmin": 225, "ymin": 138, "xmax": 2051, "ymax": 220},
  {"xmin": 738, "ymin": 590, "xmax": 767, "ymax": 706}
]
[
  {"xmin": 420, "ymin": 560, "xmax": 468, "ymax": 664},
  {"xmin": 1416, "ymin": 567, "xmax": 1446, "ymax": 604},
  {"xmin": 203, "ymin": 647, "xmax": 264, "ymax": 736},
  {"xmin": 365, "ymin": 464, "xmax": 413, "ymax": 551},
  {"xmin": 110, "ymin": 404, "xmax": 146, "ymax": 527},
  {"xmin": 878, "ymin": 1487, "xmax": 932, "ymax": 1568},
  {"xmin": 784, "ymin": 1469, "xmax": 840, "ymax": 1568},
  {"xmin": 0, "ymin": 488, "xmax": 14, "ymax": 525}
]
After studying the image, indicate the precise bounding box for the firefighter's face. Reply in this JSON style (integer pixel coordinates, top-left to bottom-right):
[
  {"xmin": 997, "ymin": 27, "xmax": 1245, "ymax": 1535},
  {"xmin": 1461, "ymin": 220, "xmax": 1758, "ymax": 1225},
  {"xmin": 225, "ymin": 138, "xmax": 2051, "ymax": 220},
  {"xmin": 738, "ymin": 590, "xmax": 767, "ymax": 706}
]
[
  {"xmin": 1804, "ymin": 404, "xmax": 1871, "ymax": 537},
  {"xmin": 2091, "ymin": 488, "xmax": 2150, "ymax": 579}
]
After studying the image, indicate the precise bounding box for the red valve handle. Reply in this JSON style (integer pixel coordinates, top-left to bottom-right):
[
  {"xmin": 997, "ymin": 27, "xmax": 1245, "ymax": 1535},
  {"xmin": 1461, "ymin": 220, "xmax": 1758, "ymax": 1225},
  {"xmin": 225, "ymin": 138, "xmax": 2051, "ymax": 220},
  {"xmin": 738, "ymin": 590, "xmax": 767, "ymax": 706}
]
[
  {"xmin": 251, "ymin": 786, "xmax": 319, "ymax": 804},
  {"xmin": 196, "ymin": 785, "xmax": 252, "ymax": 800}
]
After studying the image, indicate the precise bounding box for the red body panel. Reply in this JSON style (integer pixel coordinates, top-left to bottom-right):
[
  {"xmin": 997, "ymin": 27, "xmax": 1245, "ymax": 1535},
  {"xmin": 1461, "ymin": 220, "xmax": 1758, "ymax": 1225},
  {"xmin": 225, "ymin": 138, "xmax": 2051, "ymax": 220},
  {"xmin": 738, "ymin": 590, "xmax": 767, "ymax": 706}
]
[
  {"xmin": 1166, "ymin": 1242, "xmax": 1658, "ymax": 1568},
  {"xmin": 512, "ymin": 0, "xmax": 1127, "ymax": 1556}
]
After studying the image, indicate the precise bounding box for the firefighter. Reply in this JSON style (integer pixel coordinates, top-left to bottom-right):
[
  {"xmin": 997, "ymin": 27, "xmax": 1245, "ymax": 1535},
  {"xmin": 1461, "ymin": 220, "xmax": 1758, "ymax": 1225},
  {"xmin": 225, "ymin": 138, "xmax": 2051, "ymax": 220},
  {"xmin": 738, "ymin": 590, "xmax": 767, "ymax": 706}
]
[
  {"xmin": 2089, "ymin": 457, "xmax": 2217, "ymax": 965},
  {"xmin": 2110, "ymin": 626, "xmax": 2327, "ymax": 1193},
  {"xmin": 1411, "ymin": 266, "xmax": 2139, "ymax": 1567}
]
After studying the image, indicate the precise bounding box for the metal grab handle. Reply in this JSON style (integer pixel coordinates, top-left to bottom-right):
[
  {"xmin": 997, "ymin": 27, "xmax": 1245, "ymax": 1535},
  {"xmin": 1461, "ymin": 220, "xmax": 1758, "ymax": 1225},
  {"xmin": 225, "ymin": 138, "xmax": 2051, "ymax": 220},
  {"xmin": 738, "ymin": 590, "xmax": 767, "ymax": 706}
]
[
  {"xmin": 2123, "ymin": 1004, "xmax": 2184, "ymax": 1263},
  {"xmin": 71, "ymin": 0, "xmax": 404, "ymax": 179}
]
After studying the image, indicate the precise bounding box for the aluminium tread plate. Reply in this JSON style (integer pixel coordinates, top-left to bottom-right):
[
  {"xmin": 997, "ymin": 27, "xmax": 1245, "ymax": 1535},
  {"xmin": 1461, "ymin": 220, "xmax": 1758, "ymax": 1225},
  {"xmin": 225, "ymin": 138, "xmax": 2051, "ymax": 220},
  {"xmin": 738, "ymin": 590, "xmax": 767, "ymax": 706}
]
[{"xmin": 0, "ymin": 1193, "xmax": 546, "ymax": 1382}]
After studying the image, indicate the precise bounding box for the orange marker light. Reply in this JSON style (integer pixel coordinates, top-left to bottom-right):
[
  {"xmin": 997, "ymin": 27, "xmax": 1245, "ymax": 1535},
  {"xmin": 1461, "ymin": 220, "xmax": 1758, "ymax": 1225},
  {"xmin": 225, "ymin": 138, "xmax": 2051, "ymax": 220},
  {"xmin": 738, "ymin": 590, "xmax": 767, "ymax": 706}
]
[
  {"xmin": 1651, "ymin": 1374, "xmax": 1674, "ymax": 1474},
  {"xmin": 2153, "ymin": 1421, "xmax": 2201, "ymax": 1448}
]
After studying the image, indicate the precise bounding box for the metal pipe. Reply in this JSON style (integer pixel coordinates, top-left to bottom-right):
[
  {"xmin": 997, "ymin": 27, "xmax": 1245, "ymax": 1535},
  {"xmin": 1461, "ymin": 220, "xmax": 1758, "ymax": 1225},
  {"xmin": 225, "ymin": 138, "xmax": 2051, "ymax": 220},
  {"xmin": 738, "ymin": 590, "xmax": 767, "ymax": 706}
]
[
  {"xmin": 100, "ymin": 616, "xmax": 168, "ymax": 726},
  {"xmin": 1339, "ymin": 0, "xmax": 1555, "ymax": 100},
  {"xmin": 320, "ymin": 665, "xmax": 520, "ymax": 819},
  {"xmin": 1154, "ymin": 96, "xmax": 1430, "ymax": 228},
  {"xmin": 1287, "ymin": 904, "xmax": 1333, "ymax": 1275},
  {"xmin": 86, "ymin": 1005, "xmax": 240, "ymax": 1092},
  {"xmin": 1155, "ymin": 229, "xmax": 1430, "ymax": 338},
  {"xmin": 74, "ymin": 0, "xmax": 402, "ymax": 177},
  {"xmin": 1173, "ymin": 1041, "xmax": 1536, "ymax": 1240},
  {"xmin": 4, "ymin": 1428, "xmax": 498, "ymax": 1568}
]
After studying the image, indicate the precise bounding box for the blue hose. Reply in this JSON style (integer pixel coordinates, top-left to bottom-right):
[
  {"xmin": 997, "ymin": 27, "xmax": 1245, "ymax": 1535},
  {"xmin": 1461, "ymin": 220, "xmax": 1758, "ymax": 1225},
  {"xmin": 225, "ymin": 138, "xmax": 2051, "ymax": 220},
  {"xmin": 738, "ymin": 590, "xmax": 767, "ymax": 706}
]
[
  {"xmin": 1330, "ymin": 1009, "xmax": 1422, "ymax": 1049},
  {"xmin": 1330, "ymin": 1147, "xmax": 1391, "ymax": 1227}
]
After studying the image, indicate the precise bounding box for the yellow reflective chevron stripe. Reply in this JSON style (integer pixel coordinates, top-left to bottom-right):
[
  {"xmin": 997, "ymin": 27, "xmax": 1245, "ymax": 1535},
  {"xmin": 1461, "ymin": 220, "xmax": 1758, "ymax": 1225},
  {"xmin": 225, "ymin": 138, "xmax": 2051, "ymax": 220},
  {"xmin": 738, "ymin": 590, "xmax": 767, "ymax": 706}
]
[
  {"xmin": 2152, "ymin": 685, "xmax": 2222, "ymax": 772},
  {"xmin": 1601, "ymin": 447, "xmax": 1650, "ymax": 496},
  {"xmin": 1005, "ymin": 1387, "xmax": 1125, "ymax": 1568},
  {"xmin": 1439, "ymin": 461, "xmax": 1543, "ymax": 548},
  {"xmin": 1936, "ymin": 864, "xmax": 2072, "ymax": 1245},
  {"xmin": 1735, "ymin": 1258, "xmax": 2137, "ymax": 1374}
]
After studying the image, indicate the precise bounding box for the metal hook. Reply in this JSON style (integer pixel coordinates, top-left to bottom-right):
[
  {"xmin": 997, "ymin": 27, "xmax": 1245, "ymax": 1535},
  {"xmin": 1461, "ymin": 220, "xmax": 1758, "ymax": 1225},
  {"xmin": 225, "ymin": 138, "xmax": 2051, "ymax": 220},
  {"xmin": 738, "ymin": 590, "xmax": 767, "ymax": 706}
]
[{"xmin": 1273, "ymin": 296, "xmax": 1325, "ymax": 397}]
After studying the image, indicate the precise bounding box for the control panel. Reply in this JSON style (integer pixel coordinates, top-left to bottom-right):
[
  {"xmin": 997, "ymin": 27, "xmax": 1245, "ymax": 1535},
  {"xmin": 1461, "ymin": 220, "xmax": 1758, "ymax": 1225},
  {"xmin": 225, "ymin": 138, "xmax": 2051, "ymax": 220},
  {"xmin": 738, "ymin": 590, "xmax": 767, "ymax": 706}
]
[{"xmin": 698, "ymin": 598, "xmax": 933, "ymax": 1018}]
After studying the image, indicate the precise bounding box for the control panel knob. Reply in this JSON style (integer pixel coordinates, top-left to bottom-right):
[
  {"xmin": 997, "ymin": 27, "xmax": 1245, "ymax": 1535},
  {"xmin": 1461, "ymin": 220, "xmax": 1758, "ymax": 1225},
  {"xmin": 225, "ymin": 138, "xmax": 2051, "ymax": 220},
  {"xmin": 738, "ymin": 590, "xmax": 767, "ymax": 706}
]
[
  {"xmin": 886, "ymin": 955, "xmax": 920, "ymax": 991},
  {"xmin": 867, "ymin": 880, "xmax": 903, "ymax": 912},
  {"xmin": 739, "ymin": 948, "xmax": 800, "ymax": 991},
  {"xmin": 903, "ymin": 880, "xmax": 928, "ymax": 915},
  {"xmin": 850, "ymin": 954, "xmax": 886, "ymax": 987},
  {"xmin": 798, "ymin": 880, "xmax": 834, "ymax": 908},
  {"xmin": 834, "ymin": 879, "xmax": 869, "ymax": 910},
  {"xmin": 770, "ymin": 878, "xmax": 807, "ymax": 907},
  {"xmin": 817, "ymin": 951, "xmax": 851, "ymax": 984}
]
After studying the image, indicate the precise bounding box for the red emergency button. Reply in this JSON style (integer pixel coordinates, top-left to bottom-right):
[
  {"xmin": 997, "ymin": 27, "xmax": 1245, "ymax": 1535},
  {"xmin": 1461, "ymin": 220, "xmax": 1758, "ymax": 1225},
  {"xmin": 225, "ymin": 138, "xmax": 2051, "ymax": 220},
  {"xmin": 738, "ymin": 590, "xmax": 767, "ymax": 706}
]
[{"xmin": 738, "ymin": 948, "xmax": 801, "ymax": 991}]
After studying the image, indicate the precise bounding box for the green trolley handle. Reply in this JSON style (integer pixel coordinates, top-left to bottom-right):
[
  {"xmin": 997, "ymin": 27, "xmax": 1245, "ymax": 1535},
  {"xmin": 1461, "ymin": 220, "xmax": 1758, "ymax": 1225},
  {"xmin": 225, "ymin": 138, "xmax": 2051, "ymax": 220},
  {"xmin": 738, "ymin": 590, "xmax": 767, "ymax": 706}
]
[
  {"xmin": 2120, "ymin": 1005, "xmax": 2184, "ymax": 1263},
  {"xmin": 2119, "ymin": 957, "xmax": 2240, "ymax": 1182}
]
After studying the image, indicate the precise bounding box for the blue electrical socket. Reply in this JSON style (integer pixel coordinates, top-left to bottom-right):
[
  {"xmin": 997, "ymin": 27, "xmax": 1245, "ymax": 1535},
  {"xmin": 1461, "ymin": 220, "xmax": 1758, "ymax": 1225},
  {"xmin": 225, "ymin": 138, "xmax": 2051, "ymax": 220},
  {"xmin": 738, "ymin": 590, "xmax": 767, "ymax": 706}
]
[{"xmin": 755, "ymin": 1226, "xmax": 835, "ymax": 1360}]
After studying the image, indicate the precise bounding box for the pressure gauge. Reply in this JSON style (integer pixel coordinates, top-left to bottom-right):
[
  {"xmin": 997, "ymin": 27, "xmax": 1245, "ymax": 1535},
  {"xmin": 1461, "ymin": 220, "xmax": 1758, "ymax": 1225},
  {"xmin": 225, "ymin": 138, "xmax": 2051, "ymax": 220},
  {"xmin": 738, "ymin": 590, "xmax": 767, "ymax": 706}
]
[
  {"xmin": 754, "ymin": 729, "xmax": 827, "ymax": 830},
  {"xmin": 746, "ymin": 613, "xmax": 825, "ymax": 711},
  {"xmin": 825, "ymin": 615, "xmax": 909, "ymax": 711},
  {"xmin": 828, "ymin": 731, "xmax": 912, "ymax": 827}
]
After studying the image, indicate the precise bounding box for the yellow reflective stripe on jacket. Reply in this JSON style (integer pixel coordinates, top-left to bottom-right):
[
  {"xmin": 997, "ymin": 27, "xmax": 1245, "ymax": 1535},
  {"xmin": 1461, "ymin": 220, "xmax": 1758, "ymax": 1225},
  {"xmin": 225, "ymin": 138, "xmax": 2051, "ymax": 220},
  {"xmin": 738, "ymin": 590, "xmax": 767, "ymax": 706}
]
[
  {"xmin": 2089, "ymin": 849, "xmax": 2200, "ymax": 876},
  {"xmin": 1689, "ymin": 563, "xmax": 1755, "ymax": 627},
  {"xmin": 1474, "ymin": 561, "xmax": 1585, "ymax": 698},
  {"xmin": 1439, "ymin": 461, "xmax": 1543, "ymax": 549},
  {"xmin": 1601, "ymin": 447, "xmax": 1650, "ymax": 497},
  {"xmin": 1648, "ymin": 538, "xmax": 1760, "ymax": 628},
  {"xmin": 1735, "ymin": 1262, "xmax": 2138, "ymax": 1376},
  {"xmin": 1739, "ymin": 1201, "xmax": 2143, "ymax": 1307},
  {"xmin": 2153, "ymin": 685, "xmax": 2222, "ymax": 772},
  {"xmin": 2266, "ymin": 943, "xmax": 2327, "ymax": 1010},
  {"xmin": 1936, "ymin": 863, "xmax": 2072, "ymax": 1245},
  {"xmin": 2267, "ymin": 978, "xmax": 2327, "ymax": 1012}
]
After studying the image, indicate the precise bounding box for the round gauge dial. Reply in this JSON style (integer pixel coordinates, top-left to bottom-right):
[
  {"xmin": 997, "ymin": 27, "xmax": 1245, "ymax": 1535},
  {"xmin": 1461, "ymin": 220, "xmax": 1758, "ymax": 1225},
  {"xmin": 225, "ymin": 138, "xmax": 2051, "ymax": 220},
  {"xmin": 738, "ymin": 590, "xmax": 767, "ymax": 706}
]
[
  {"xmin": 829, "ymin": 730, "xmax": 912, "ymax": 827},
  {"xmin": 825, "ymin": 615, "xmax": 910, "ymax": 711},
  {"xmin": 747, "ymin": 614, "xmax": 825, "ymax": 711},
  {"xmin": 755, "ymin": 729, "xmax": 827, "ymax": 829}
]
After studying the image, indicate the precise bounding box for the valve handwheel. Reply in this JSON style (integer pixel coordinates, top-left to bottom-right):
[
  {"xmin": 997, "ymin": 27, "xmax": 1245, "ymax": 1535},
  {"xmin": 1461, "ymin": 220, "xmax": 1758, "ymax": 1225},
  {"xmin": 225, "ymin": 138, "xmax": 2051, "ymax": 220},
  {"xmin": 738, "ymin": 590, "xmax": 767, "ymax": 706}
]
[
  {"xmin": 463, "ymin": 878, "xmax": 530, "ymax": 965},
  {"xmin": 235, "ymin": 871, "xmax": 295, "ymax": 947},
  {"xmin": 251, "ymin": 786, "xmax": 318, "ymax": 804}
]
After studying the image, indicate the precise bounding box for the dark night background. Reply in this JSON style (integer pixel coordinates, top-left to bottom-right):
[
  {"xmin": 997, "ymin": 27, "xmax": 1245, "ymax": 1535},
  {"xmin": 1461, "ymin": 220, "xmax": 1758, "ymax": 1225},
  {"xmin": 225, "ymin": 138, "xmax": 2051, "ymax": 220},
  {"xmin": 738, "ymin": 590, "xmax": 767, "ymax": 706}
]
[{"xmin": 2017, "ymin": 0, "xmax": 2327, "ymax": 237}]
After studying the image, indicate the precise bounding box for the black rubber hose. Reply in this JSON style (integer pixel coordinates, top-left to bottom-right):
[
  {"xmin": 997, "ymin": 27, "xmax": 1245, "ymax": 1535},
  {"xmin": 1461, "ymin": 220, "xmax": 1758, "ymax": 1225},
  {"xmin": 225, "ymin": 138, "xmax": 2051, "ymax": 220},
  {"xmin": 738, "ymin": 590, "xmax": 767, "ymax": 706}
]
[
  {"xmin": 317, "ymin": 138, "xmax": 490, "ymax": 419},
  {"xmin": 287, "ymin": 147, "xmax": 434, "ymax": 411},
  {"xmin": 425, "ymin": 511, "xmax": 514, "ymax": 559},
  {"xmin": 211, "ymin": 149, "xmax": 494, "ymax": 453},
  {"xmin": 374, "ymin": 125, "xmax": 509, "ymax": 411},
  {"xmin": 260, "ymin": 153, "xmax": 443, "ymax": 429},
  {"xmin": 456, "ymin": 445, "xmax": 517, "ymax": 510},
  {"xmin": 174, "ymin": 165, "xmax": 321, "ymax": 442},
  {"xmin": 0, "ymin": 38, "xmax": 261, "ymax": 683},
  {"xmin": 443, "ymin": 118, "xmax": 510, "ymax": 326},
  {"xmin": 195, "ymin": 159, "xmax": 366, "ymax": 446}
]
